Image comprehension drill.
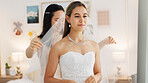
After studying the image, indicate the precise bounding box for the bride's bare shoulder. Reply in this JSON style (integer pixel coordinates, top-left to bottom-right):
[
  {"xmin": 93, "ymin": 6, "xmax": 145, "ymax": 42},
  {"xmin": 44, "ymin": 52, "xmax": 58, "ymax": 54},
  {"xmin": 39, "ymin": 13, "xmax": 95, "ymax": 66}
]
[{"xmin": 51, "ymin": 36, "xmax": 69, "ymax": 50}]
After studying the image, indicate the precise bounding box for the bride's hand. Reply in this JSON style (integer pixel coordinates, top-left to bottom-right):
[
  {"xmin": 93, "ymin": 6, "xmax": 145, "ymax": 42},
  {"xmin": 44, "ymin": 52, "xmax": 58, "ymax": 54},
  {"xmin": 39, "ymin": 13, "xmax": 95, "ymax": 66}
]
[
  {"xmin": 67, "ymin": 80, "xmax": 77, "ymax": 83},
  {"xmin": 85, "ymin": 75, "xmax": 97, "ymax": 83}
]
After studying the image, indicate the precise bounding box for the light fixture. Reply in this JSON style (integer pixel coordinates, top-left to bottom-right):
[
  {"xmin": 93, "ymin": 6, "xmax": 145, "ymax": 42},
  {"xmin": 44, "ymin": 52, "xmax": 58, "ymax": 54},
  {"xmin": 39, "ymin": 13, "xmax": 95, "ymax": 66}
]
[
  {"xmin": 112, "ymin": 52, "xmax": 126, "ymax": 77},
  {"xmin": 11, "ymin": 52, "xmax": 24, "ymax": 76}
]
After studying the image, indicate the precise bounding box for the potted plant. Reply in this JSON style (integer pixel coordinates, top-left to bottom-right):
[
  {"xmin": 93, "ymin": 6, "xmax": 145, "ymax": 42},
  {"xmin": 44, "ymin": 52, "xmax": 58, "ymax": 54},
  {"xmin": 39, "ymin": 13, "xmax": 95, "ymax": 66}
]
[{"xmin": 5, "ymin": 63, "xmax": 11, "ymax": 75}]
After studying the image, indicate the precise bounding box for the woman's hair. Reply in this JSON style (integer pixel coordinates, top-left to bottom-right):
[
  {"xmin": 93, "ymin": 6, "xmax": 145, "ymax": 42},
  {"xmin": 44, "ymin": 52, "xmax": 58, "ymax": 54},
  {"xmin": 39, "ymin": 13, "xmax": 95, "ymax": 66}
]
[
  {"xmin": 62, "ymin": 1, "xmax": 87, "ymax": 38},
  {"xmin": 38, "ymin": 4, "xmax": 64, "ymax": 39}
]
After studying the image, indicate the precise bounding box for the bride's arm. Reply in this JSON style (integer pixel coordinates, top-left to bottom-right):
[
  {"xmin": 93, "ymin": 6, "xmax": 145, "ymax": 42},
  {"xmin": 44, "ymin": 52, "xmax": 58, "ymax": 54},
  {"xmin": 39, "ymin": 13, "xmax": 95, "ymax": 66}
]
[
  {"xmin": 93, "ymin": 42, "xmax": 102, "ymax": 82},
  {"xmin": 94, "ymin": 44, "xmax": 102, "ymax": 83},
  {"xmin": 44, "ymin": 42, "xmax": 76, "ymax": 83},
  {"xmin": 85, "ymin": 42, "xmax": 102, "ymax": 83}
]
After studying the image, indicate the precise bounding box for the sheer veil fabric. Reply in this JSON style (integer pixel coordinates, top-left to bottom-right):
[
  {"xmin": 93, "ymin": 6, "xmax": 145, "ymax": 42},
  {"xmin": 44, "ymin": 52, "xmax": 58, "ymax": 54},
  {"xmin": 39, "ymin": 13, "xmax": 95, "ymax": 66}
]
[{"xmin": 36, "ymin": 14, "xmax": 65, "ymax": 82}]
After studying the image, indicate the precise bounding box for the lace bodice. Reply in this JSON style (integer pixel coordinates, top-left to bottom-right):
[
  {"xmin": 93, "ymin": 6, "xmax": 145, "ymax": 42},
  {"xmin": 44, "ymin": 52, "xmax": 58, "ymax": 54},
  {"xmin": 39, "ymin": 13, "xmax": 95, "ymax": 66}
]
[{"xmin": 59, "ymin": 51, "xmax": 95, "ymax": 83}]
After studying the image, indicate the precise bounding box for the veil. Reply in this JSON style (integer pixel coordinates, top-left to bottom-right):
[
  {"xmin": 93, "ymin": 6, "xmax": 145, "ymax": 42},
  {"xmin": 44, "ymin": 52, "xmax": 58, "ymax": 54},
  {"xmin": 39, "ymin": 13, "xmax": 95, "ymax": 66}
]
[{"xmin": 36, "ymin": 14, "xmax": 65, "ymax": 82}]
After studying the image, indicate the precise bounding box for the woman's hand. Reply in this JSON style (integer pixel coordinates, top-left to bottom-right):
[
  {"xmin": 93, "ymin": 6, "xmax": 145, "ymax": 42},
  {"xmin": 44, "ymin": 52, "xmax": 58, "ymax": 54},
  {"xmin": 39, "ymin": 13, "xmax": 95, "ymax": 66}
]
[
  {"xmin": 85, "ymin": 75, "xmax": 98, "ymax": 83},
  {"xmin": 98, "ymin": 36, "xmax": 116, "ymax": 49},
  {"xmin": 107, "ymin": 36, "xmax": 116, "ymax": 44},
  {"xmin": 29, "ymin": 37, "xmax": 42, "ymax": 51}
]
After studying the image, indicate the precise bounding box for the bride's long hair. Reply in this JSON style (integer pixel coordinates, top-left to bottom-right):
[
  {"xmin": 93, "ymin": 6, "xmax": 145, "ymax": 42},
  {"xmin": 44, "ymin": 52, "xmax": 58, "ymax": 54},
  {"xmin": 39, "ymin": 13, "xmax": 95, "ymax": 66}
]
[{"xmin": 62, "ymin": 1, "xmax": 87, "ymax": 38}]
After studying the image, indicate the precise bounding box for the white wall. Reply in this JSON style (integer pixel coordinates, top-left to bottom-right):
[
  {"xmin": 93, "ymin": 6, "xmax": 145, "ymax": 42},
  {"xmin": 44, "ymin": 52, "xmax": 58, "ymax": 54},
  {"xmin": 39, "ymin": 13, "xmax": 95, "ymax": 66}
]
[
  {"xmin": 92, "ymin": 0, "xmax": 128, "ymax": 75},
  {"xmin": 0, "ymin": 0, "xmax": 62, "ymax": 75},
  {"xmin": 0, "ymin": 0, "xmax": 138, "ymax": 76},
  {"xmin": 127, "ymin": 0, "xmax": 138, "ymax": 75},
  {"xmin": 0, "ymin": 0, "xmax": 37, "ymax": 75},
  {"xmin": 92, "ymin": 0, "xmax": 138, "ymax": 75}
]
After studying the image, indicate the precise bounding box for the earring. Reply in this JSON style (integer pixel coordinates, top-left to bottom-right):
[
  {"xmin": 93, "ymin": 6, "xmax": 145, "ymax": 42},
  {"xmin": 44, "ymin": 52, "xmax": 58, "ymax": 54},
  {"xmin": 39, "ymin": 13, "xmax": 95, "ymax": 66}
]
[{"xmin": 69, "ymin": 24, "xmax": 71, "ymax": 27}]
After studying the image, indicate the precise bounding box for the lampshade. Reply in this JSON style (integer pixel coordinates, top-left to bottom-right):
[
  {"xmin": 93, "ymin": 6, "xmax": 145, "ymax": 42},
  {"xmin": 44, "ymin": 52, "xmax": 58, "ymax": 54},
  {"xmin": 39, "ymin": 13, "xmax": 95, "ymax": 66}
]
[
  {"xmin": 112, "ymin": 52, "xmax": 126, "ymax": 63},
  {"xmin": 11, "ymin": 52, "xmax": 24, "ymax": 63}
]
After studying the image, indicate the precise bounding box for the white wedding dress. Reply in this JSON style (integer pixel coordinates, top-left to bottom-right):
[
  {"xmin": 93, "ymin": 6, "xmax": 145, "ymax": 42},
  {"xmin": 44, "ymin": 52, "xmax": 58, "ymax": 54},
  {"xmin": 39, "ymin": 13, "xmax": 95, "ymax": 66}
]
[{"xmin": 59, "ymin": 51, "xmax": 95, "ymax": 83}]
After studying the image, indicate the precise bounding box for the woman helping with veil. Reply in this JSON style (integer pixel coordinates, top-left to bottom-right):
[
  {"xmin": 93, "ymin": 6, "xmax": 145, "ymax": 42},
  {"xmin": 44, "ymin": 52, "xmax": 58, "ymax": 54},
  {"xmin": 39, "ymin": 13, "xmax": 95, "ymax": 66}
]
[
  {"xmin": 7, "ymin": 4, "xmax": 65, "ymax": 83},
  {"xmin": 25, "ymin": 4, "xmax": 65, "ymax": 83}
]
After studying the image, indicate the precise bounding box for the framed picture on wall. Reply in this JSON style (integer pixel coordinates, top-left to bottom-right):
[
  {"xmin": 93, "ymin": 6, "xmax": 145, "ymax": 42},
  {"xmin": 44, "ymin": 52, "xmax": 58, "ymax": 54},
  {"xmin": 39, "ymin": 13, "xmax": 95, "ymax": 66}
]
[
  {"xmin": 97, "ymin": 10, "xmax": 110, "ymax": 26},
  {"xmin": 27, "ymin": 5, "xmax": 39, "ymax": 24},
  {"xmin": 41, "ymin": 0, "xmax": 73, "ymax": 25}
]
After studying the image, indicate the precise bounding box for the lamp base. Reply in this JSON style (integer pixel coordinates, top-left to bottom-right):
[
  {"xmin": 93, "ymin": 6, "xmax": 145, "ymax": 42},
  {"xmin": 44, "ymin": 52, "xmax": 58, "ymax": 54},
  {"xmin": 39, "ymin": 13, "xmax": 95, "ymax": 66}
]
[
  {"xmin": 116, "ymin": 65, "xmax": 121, "ymax": 77},
  {"xmin": 16, "ymin": 65, "xmax": 21, "ymax": 76}
]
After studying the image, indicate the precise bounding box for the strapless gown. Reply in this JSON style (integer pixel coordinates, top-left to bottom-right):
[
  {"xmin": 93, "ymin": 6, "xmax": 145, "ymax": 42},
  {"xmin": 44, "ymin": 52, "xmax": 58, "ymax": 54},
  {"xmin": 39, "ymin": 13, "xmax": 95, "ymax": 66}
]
[{"xmin": 59, "ymin": 51, "xmax": 95, "ymax": 83}]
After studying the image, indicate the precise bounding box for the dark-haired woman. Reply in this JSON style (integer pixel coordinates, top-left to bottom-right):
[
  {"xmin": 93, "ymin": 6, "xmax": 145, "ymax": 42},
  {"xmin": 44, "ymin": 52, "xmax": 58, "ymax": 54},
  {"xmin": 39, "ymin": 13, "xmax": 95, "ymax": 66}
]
[{"xmin": 26, "ymin": 4, "xmax": 64, "ymax": 58}]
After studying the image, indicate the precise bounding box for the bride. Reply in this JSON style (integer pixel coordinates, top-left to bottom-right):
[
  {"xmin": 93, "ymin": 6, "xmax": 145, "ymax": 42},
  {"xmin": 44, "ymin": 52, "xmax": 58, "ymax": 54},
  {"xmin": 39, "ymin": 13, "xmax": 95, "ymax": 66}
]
[{"xmin": 44, "ymin": 1, "xmax": 102, "ymax": 83}]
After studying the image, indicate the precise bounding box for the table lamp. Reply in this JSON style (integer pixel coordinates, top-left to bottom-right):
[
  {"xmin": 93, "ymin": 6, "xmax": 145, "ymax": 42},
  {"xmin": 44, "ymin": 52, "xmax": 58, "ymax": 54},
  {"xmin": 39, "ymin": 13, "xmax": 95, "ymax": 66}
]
[
  {"xmin": 11, "ymin": 52, "xmax": 24, "ymax": 75},
  {"xmin": 112, "ymin": 52, "xmax": 126, "ymax": 77}
]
